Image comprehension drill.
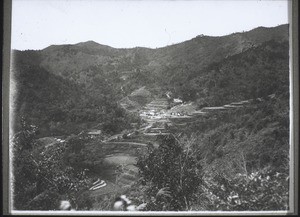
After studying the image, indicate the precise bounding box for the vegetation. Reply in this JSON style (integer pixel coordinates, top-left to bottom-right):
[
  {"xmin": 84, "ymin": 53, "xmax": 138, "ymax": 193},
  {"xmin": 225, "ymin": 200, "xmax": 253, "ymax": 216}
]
[
  {"xmin": 12, "ymin": 50, "xmax": 138, "ymax": 137},
  {"xmin": 133, "ymin": 38, "xmax": 290, "ymax": 211},
  {"xmin": 162, "ymin": 40, "xmax": 289, "ymax": 105},
  {"xmin": 135, "ymin": 93, "xmax": 289, "ymax": 211},
  {"xmin": 11, "ymin": 24, "xmax": 290, "ymax": 211},
  {"xmin": 12, "ymin": 119, "xmax": 92, "ymax": 210},
  {"xmin": 137, "ymin": 135, "xmax": 202, "ymax": 211}
]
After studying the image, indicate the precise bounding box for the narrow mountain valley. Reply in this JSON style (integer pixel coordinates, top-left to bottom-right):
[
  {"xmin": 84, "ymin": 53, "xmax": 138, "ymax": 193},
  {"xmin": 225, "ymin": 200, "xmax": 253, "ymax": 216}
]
[{"xmin": 11, "ymin": 24, "xmax": 290, "ymax": 211}]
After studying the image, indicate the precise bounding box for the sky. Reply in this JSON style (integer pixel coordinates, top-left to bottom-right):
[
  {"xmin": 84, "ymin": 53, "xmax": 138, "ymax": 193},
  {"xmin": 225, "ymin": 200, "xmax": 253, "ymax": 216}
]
[{"xmin": 11, "ymin": 0, "xmax": 289, "ymax": 50}]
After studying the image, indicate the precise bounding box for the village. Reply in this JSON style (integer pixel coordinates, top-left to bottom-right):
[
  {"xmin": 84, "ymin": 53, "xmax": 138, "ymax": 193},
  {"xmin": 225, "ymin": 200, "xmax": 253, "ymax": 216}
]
[
  {"xmin": 37, "ymin": 92, "xmax": 276, "ymax": 196},
  {"xmin": 86, "ymin": 93, "xmax": 275, "ymax": 141}
]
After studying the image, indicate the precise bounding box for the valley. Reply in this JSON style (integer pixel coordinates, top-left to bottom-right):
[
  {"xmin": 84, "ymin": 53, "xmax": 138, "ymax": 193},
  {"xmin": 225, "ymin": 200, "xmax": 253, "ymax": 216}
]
[
  {"xmin": 11, "ymin": 24, "xmax": 290, "ymax": 211},
  {"xmin": 35, "ymin": 92, "xmax": 279, "ymax": 209}
]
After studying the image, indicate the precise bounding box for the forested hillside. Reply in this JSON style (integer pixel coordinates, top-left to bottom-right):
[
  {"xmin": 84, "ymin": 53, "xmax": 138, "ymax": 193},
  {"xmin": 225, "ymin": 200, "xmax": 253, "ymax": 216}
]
[
  {"xmin": 37, "ymin": 24, "xmax": 289, "ymax": 99},
  {"xmin": 11, "ymin": 50, "xmax": 139, "ymax": 137},
  {"xmin": 171, "ymin": 40, "xmax": 289, "ymax": 105}
]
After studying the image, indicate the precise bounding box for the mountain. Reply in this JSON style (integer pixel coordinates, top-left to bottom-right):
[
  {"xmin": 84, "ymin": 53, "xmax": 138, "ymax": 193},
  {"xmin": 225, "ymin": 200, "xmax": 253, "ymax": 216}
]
[
  {"xmin": 173, "ymin": 39, "xmax": 289, "ymax": 106},
  {"xmin": 11, "ymin": 50, "xmax": 139, "ymax": 137},
  {"xmin": 37, "ymin": 24, "xmax": 288, "ymax": 97},
  {"xmin": 11, "ymin": 24, "xmax": 289, "ymax": 136}
]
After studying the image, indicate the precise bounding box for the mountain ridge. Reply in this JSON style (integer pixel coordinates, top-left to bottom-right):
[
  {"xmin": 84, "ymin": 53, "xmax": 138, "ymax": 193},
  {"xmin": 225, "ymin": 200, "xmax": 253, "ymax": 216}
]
[
  {"xmin": 33, "ymin": 24, "xmax": 287, "ymax": 52},
  {"xmin": 11, "ymin": 24, "xmax": 289, "ymax": 136},
  {"xmin": 35, "ymin": 24, "xmax": 288, "ymax": 88}
]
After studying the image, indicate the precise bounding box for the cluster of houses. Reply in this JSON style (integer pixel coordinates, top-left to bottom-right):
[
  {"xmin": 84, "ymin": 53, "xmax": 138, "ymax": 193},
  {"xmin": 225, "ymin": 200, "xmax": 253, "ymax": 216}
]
[
  {"xmin": 169, "ymin": 112, "xmax": 187, "ymax": 116},
  {"xmin": 140, "ymin": 110, "xmax": 165, "ymax": 118},
  {"xmin": 140, "ymin": 109, "xmax": 188, "ymax": 120}
]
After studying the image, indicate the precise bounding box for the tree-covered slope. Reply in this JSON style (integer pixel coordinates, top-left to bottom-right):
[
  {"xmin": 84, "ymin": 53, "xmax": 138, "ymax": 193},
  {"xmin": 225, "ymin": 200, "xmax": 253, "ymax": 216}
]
[
  {"xmin": 170, "ymin": 40, "xmax": 289, "ymax": 105},
  {"xmin": 11, "ymin": 24, "xmax": 289, "ymax": 136},
  {"xmin": 11, "ymin": 50, "xmax": 138, "ymax": 137},
  {"xmin": 36, "ymin": 24, "xmax": 288, "ymax": 99}
]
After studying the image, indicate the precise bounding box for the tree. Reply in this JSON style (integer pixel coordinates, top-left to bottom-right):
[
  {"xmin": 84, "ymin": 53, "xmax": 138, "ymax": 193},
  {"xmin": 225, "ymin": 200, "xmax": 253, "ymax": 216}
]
[
  {"xmin": 200, "ymin": 167, "xmax": 289, "ymax": 211},
  {"xmin": 12, "ymin": 117, "xmax": 41, "ymax": 210},
  {"xmin": 12, "ymin": 118, "xmax": 90, "ymax": 210},
  {"xmin": 137, "ymin": 135, "xmax": 202, "ymax": 211}
]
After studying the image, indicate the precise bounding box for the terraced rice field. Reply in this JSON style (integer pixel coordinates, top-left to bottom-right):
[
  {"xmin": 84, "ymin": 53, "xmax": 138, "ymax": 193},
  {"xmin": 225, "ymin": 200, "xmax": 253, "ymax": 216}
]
[
  {"xmin": 89, "ymin": 181, "xmax": 121, "ymax": 198},
  {"xmin": 86, "ymin": 141, "xmax": 146, "ymax": 199},
  {"xmin": 104, "ymin": 155, "xmax": 137, "ymax": 165},
  {"xmin": 117, "ymin": 167, "xmax": 138, "ymax": 188},
  {"xmin": 145, "ymin": 98, "xmax": 169, "ymax": 111}
]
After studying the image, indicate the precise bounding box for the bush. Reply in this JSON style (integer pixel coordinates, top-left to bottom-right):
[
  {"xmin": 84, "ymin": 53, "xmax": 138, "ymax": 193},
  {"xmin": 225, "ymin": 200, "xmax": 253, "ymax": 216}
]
[
  {"xmin": 12, "ymin": 120, "xmax": 90, "ymax": 210},
  {"xmin": 199, "ymin": 167, "xmax": 289, "ymax": 211},
  {"xmin": 137, "ymin": 135, "xmax": 202, "ymax": 211}
]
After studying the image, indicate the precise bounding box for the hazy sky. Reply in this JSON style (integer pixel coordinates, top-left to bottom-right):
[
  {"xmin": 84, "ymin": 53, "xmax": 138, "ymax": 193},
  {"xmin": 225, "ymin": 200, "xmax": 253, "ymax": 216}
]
[{"xmin": 11, "ymin": 0, "xmax": 289, "ymax": 50}]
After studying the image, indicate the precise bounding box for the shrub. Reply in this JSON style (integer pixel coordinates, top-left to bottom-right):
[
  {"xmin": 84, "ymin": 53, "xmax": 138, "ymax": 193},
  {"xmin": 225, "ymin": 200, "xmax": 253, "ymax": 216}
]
[
  {"xmin": 137, "ymin": 135, "xmax": 202, "ymax": 211},
  {"xmin": 199, "ymin": 167, "xmax": 289, "ymax": 211}
]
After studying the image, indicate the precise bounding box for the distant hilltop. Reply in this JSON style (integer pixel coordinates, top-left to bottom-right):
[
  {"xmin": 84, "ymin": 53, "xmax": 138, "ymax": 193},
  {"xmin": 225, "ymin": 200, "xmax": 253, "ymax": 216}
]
[{"xmin": 11, "ymin": 24, "xmax": 289, "ymax": 135}]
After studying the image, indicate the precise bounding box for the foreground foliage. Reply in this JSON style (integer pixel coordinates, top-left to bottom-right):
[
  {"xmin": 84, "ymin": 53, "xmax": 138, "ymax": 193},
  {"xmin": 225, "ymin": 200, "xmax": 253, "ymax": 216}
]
[
  {"xmin": 12, "ymin": 119, "xmax": 92, "ymax": 210},
  {"xmin": 137, "ymin": 135, "xmax": 202, "ymax": 211},
  {"xmin": 136, "ymin": 93, "xmax": 289, "ymax": 211}
]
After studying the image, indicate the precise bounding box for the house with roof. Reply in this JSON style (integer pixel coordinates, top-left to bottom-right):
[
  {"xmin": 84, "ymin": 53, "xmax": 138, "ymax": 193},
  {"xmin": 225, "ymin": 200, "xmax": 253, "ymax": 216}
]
[{"xmin": 87, "ymin": 129, "xmax": 102, "ymax": 138}]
